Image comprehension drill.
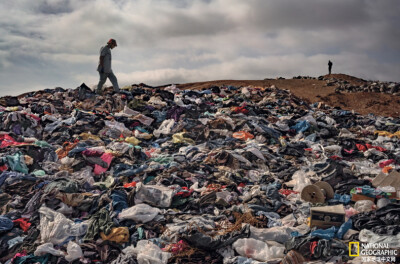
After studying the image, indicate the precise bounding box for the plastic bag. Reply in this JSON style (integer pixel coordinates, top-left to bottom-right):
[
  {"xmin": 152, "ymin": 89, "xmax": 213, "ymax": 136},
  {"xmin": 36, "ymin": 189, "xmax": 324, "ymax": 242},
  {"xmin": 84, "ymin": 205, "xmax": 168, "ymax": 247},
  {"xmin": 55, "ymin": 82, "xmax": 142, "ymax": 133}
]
[
  {"xmin": 124, "ymin": 240, "xmax": 172, "ymax": 264},
  {"xmin": 135, "ymin": 183, "xmax": 174, "ymax": 208},
  {"xmin": 354, "ymin": 200, "xmax": 375, "ymax": 213},
  {"xmin": 119, "ymin": 203, "xmax": 160, "ymax": 223},
  {"xmin": 232, "ymin": 238, "xmax": 284, "ymax": 262},
  {"xmin": 292, "ymin": 170, "xmax": 312, "ymax": 192},
  {"xmin": 34, "ymin": 242, "xmax": 65, "ymax": 257},
  {"xmin": 65, "ymin": 241, "xmax": 83, "ymax": 262},
  {"xmin": 39, "ymin": 206, "xmax": 88, "ymax": 245},
  {"xmin": 249, "ymin": 226, "xmax": 293, "ymax": 244},
  {"xmin": 359, "ymin": 229, "xmax": 400, "ymax": 247},
  {"xmin": 153, "ymin": 119, "xmax": 175, "ymax": 138}
]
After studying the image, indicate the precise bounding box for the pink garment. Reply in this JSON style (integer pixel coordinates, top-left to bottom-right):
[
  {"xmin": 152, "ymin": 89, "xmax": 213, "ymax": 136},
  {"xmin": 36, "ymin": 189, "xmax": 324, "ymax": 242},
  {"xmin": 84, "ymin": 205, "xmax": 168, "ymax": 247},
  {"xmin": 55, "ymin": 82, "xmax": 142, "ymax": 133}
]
[{"xmin": 94, "ymin": 153, "xmax": 113, "ymax": 175}]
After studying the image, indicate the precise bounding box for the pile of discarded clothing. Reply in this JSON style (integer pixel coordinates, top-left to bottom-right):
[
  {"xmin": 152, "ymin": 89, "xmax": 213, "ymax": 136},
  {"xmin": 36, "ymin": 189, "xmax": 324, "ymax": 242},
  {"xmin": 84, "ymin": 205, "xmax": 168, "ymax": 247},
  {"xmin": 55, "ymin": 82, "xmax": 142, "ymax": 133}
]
[
  {"xmin": 0, "ymin": 82, "xmax": 399, "ymax": 264},
  {"xmin": 322, "ymin": 77, "xmax": 400, "ymax": 94}
]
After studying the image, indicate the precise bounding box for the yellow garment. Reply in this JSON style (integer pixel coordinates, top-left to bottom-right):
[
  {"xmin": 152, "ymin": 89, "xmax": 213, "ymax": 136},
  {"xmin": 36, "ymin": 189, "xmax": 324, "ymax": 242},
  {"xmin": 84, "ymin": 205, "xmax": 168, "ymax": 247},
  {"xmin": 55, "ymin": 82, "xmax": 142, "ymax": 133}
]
[
  {"xmin": 374, "ymin": 130, "xmax": 400, "ymax": 138},
  {"xmin": 100, "ymin": 227, "xmax": 129, "ymax": 243},
  {"xmin": 79, "ymin": 132, "xmax": 101, "ymax": 141},
  {"xmin": 125, "ymin": 136, "xmax": 141, "ymax": 145},
  {"xmin": 172, "ymin": 132, "xmax": 195, "ymax": 145}
]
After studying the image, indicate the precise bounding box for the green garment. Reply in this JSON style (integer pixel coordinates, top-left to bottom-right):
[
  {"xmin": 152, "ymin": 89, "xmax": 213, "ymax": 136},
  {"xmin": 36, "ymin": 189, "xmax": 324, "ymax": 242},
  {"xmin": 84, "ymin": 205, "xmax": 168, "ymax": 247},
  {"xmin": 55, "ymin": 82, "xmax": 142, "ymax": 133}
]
[
  {"xmin": 150, "ymin": 155, "xmax": 174, "ymax": 164},
  {"xmin": 43, "ymin": 178, "xmax": 79, "ymax": 193},
  {"xmin": 6, "ymin": 152, "xmax": 29, "ymax": 174},
  {"xmin": 83, "ymin": 208, "xmax": 114, "ymax": 241},
  {"xmin": 14, "ymin": 254, "xmax": 50, "ymax": 264},
  {"xmin": 92, "ymin": 175, "xmax": 115, "ymax": 189},
  {"xmin": 34, "ymin": 141, "xmax": 53, "ymax": 148}
]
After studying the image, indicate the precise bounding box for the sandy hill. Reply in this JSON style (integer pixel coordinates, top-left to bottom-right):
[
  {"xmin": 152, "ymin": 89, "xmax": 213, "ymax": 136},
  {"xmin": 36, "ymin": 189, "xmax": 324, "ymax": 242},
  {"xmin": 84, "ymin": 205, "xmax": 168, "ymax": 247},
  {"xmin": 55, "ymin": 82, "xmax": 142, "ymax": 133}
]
[{"xmin": 173, "ymin": 74, "xmax": 399, "ymax": 117}]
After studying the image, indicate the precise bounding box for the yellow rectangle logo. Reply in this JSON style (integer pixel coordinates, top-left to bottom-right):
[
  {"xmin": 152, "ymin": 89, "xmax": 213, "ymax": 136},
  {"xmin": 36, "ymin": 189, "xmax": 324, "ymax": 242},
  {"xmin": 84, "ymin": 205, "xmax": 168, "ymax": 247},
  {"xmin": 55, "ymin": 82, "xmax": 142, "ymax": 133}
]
[{"xmin": 349, "ymin": 242, "xmax": 359, "ymax": 257}]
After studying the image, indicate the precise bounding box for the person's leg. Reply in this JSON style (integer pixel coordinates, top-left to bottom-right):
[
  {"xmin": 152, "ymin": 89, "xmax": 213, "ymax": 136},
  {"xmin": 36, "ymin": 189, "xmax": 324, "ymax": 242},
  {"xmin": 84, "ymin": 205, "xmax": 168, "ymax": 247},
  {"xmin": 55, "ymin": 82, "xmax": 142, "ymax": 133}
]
[
  {"xmin": 97, "ymin": 72, "xmax": 107, "ymax": 94},
  {"xmin": 108, "ymin": 71, "xmax": 120, "ymax": 92}
]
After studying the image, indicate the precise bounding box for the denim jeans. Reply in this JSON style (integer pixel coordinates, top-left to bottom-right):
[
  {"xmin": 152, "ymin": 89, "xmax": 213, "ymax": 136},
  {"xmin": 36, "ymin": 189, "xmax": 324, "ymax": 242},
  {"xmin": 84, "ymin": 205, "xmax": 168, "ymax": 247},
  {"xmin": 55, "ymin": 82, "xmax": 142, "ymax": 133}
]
[{"xmin": 97, "ymin": 71, "xmax": 120, "ymax": 93}]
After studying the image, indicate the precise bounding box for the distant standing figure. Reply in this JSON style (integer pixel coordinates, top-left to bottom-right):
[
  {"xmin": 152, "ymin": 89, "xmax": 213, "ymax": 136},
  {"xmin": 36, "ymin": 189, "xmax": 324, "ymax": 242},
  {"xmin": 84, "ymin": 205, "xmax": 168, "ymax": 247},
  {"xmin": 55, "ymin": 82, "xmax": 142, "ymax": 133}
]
[
  {"xmin": 328, "ymin": 60, "xmax": 333, "ymax": 75},
  {"xmin": 96, "ymin": 39, "xmax": 120, "ymax": 95}
]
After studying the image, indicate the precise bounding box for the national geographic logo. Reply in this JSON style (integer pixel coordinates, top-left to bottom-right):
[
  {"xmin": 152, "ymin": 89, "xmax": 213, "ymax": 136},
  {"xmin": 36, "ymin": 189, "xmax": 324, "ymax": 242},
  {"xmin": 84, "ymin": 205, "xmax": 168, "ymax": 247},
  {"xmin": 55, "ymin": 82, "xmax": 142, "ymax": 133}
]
[
  {"xmin": 349, "ymin": 242, "xmax": 359, "ymax": 257},
  {"xmin": 349, "ymin": 242, "xmax": 398, "ymax": 263}
]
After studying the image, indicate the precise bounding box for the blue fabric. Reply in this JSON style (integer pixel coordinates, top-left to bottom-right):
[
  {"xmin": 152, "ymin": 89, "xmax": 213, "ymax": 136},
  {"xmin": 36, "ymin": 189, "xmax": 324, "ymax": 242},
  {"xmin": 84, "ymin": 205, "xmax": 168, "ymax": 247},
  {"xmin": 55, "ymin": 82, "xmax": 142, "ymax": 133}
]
[
  {"xmin": 305, "ymin": 133, "xmax": 317, "ymax": 142},
  {"xmin": 290, "ymin": 120, "xmax": 310, "ymax": 133},
  {"xmin": 311, "ymin": 226, "xmax": 338, "ymax": 240},
  {"xmin": 113, "ymin": 164, "xmax": 148, "ymax": 177},
  {"xmin": 328, "ymin": 193, "xmax": 351, "ymax": 205},
  {"xmin": 0, "ymin": 216, "xmax": 14, "ymax": 231},
  {"xmin": 336, "ymin": 219, "xmax": 352, "ymax": 239},
  {"xmin": 110, "ymin": 190, "xmax": 128, "ymax": 214},
  {"xmin": 67, "ymin": 147, "xmax": 87, "ymax": 157}
]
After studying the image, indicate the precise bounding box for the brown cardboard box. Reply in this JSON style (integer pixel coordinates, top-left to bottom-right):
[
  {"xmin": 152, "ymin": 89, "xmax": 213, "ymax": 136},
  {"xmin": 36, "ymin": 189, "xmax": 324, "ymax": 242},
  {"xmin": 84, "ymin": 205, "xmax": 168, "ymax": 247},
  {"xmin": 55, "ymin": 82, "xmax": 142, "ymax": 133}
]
[
  {"xmin": 372, "ymin": 171, "xmax": 400, "ymax": 199},
  {"xmin": 351, "ymin": 193, "xmax": 376, "ymax": 202},
  {"xmin": 310, "ymin": 204, "xmax": 345, "ymax": 229}
]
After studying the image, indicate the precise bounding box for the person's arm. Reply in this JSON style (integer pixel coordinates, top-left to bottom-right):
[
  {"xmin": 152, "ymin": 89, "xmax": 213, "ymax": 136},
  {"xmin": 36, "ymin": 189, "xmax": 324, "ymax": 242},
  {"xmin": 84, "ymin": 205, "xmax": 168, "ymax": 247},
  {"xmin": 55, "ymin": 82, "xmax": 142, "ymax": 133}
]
[{"xmin": 99, "ymin": 56, "xmax": 105, "ymax": 72}]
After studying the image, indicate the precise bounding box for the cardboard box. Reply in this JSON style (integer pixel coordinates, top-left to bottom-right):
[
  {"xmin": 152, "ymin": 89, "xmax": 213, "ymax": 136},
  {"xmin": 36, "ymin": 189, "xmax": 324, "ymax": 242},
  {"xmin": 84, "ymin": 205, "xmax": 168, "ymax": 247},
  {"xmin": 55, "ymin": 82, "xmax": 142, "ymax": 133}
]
[
  {"xmin": 310, "ymin": 204, "xmax": 345, "ymax": 229},
  {"xmin": 351, "ymin": 193, "xmax": 375, "ymax": 202},
  {"xmin": 372, "ymin": 171, "xmax": 400, "ymax": 200}
]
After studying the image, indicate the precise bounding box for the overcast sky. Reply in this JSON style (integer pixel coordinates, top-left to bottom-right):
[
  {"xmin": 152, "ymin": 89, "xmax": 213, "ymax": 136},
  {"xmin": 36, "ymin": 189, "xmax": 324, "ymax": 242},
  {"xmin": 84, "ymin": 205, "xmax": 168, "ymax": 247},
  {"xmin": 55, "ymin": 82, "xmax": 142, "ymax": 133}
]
[{"xmin": 0, "ymin": 0, "xmax": 399, "ymax": 96}]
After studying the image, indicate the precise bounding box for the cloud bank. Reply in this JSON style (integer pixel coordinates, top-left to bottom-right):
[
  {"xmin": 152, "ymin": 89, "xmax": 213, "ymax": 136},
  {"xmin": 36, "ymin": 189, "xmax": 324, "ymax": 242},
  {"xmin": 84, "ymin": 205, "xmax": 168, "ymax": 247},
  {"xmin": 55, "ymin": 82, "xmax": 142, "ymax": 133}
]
[{"xmin": 0, "ymin": 0, "xmax": 399, "ymax": 95}]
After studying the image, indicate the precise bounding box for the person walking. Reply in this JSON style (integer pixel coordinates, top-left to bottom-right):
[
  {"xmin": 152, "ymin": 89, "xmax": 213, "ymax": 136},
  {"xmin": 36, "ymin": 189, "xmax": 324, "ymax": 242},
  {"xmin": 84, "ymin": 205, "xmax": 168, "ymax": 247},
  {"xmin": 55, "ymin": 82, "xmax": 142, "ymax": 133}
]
[
  {"xmin": 96, "ymin": 39, "xmax": 120, "ymax": 95},
  {"xmin": 328, "ymin": 60, "xmax": 333, "ymax": 75}
]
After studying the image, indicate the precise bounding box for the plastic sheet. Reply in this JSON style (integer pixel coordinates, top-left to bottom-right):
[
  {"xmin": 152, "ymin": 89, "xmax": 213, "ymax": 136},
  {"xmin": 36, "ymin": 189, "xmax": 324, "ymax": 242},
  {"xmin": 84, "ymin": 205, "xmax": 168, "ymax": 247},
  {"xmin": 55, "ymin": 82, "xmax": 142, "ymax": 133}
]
[
  {"xmin": 232, "ymin": 238, "xmax": 285, "ymax": 262},
  {"xmin": 354, "ymin": 200, "xmax": 375, "ymax": 213},
  {"xmin": 119, "ymin": 203, "xmax": 160, "ymax": 223},
  {"xmin": 65, "ymin": 241, "xmax": 83, "ymax": 262},
  {"xmin": 38, "ymin": 206, "xmax": 88, "ymax": 245}
]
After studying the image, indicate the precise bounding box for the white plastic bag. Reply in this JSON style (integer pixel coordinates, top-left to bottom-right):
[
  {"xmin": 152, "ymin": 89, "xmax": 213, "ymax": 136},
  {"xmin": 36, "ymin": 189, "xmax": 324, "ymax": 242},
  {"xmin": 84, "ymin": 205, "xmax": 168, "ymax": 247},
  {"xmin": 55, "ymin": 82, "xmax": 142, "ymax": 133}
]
[
  {"xmin": 292, "ymin": 170, "xmax": 312, "ymax": 192},
  {"xmin": 123, "ymin": 240, "xmax": 172, "ymax": 264},
  {"xmin": 34, "ymin": 242, "xmax": 65, "ymax": 257},
  {"xmin": 135, "ymin": 183, "xmax": 174, "ymax": 208},
  {"xmin": 354, "ymin": 200, "xmax": 375, "ymax": 213},
  {"xmin": 232, "ymin": 238, "xmax": 284, "ymax": 261},
  {"xmin": 359, "ymin": 229, "xmax": 400, "ymax": 247},
  {"xmin": 65, "ymin": 241, "xmax": 83, "ymax": 262},
  {"xmin": 249, "ymin": 226, "xmax": 294, "ymax": 244},
  {"xmin": 119, "ymin": 203, "xmax": 160, "ymax": 223},
  {"xmin": 153, "ymin": 119, "xmax": 175, "ymax": 138},
  {"xmin": 39, "ymin": 206, "xmax": 88, "ymax": 245}
]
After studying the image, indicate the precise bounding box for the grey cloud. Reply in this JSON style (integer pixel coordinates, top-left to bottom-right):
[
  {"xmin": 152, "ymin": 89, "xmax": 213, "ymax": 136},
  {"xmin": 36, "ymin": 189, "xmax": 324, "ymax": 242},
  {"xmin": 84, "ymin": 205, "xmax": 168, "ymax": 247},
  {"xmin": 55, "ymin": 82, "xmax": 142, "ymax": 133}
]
[{"xmin": 0, "ymin": 0, "xmax": 399, "ymax": 96}]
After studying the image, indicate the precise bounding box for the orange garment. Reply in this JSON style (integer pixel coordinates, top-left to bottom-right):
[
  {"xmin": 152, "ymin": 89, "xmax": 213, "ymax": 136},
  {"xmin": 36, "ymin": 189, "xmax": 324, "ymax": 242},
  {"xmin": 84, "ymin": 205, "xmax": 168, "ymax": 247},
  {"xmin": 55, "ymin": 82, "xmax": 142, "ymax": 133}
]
[
  {"xmin": 56, "ymin": 141, "xmax": 79, "ymax": 159},
  {"xmin": 232, "ymin": 131, "xmax": 254, "ymax": 140}
]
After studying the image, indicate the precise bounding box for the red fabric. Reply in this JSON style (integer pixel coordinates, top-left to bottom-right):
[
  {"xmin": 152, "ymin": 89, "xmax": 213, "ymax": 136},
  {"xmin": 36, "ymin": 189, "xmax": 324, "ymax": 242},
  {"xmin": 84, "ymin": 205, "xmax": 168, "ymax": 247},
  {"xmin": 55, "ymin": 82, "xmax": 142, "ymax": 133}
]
[
  {"xmin": 13, "ymin": 218, "xmax": 31, "ymax": 232},
  {"xmin": 0, "ymin": 134, "xmax": 27, "ymax": 148},
  {"xmin": 279, "ymin": 189, "xmax": 299, "ymax": 196},
  {"xmin": 26, "ymin": 113, "xmax": 41, "ymax": 122},
  {"xmin": 162, "ymin": 240, "xmax": 188, "ymax": 254},
  {"xmin": 0, "ymin": 165, "xmax": 8, "ymax": 172},
  {"xmin": 123, "ymin": 182, "xmax": 137, "ymax": 188},
  {"xmin": 365, "ymin": 143, "xmax": 387, "ymax": 152},
  {"xmin": 379, "ymin": 159, "xmax": 395, "ymax": 168},
  {"xmin": 310, "ymin": 241, "xmax": 318, "ymax": 255},
  {"xmin": 175, "ymin": 187, "xmax": 193, "ymax": 197},
  {"xmin": 330, "ymin": 155, "xmax": 342, "ymax": 161},
  {"xmin": 232, "ymin": 106, "xmax": 249, "ymax": 114},
  {"xmin": 356, "ymin": 144, "xmax": 367, "ymax": 152}
]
